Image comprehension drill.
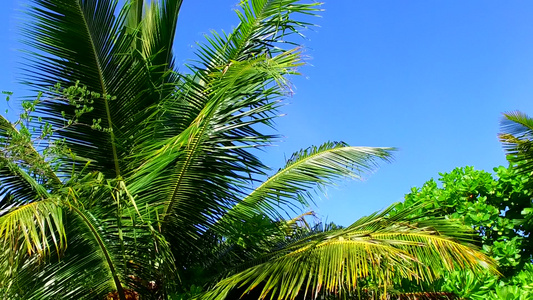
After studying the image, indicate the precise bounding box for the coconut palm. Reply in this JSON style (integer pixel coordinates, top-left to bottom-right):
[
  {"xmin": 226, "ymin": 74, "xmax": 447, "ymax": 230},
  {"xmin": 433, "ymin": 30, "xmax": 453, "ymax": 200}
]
[{"xmin": 0, "ymin": 0, "xmax": 495, "ymax": 299}]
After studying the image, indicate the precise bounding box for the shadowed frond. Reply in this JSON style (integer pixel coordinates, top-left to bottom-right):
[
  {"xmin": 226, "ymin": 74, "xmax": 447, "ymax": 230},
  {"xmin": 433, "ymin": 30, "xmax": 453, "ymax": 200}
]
[
  {"xmin": 0, "ymin": 160, "xmax": 48, "ymax": 211},
  {"xmin": 24, "ymin": 0, "xmax": 182, "ymax": 178},
  {"xmin": 0, "ymin": 115, "xmax": 60, "ymax": 209},
  {"xmin": 23, "ymin": 0, "xmax": 125, "ymax": 176},
  {"xmin": 127, "ymin": 53, "xmax": 298, "ymax": 259}
]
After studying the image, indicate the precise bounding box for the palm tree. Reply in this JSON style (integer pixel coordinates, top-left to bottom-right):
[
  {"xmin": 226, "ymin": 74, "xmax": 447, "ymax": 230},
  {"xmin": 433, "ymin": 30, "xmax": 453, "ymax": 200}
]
[{"xmin": 0, "ymin": 0, "xmax": 495, "ymax": 299}]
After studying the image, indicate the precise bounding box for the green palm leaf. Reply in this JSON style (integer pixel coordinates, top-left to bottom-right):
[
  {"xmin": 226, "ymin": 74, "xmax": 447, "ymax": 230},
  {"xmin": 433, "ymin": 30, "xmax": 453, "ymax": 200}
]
[
  {"xmin": 202, "ymin": 205, "xmax": 495, "ymax": 300},
  {"xmin": 0, "ymin": 115, "xmax": 61, "ymax": 207},
  {"xmin": 0, "ymin": 114, "xmax": 65, "ymax": 269},
  {"xmin": 0, "ymin": 199, "xmax": 64, "ymax": 256},
  {"xmin": 24, "ymin": 0, "xmax": 124, "ymax": 176},
  {"xmin": 0, "ymin": 159, "xmax": 48, "ymax": 210},
  {"xmin": 223, "ymin": 142, "xmax": 394, "ymax": 222},
  {"xmin": 499, "ymin": 111, "xmax": 533, "ymax": 174},
  {"xmin": 1, "ymin": 173, "xmax": 176, "ymax": 300},
  {"xmin": 127, "ymin": 0, "xmax": 183, "ymax": 70},
  {"xmin": 3, "ymin": 207, "xmax": 121, "ymax": 299},
  {"xmin": 24, "ymin": 0, "xmax": 183, "ymax": 178},
  {"xmin": 127, "ymin": 1, "xmax": 318, "ymax": 261}
]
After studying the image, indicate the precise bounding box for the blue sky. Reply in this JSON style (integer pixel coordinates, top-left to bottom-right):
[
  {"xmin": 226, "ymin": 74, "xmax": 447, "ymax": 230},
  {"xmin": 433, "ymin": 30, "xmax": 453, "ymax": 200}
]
[{"xmin": 2, "ymin": 1, "xmax": 533, "ymax": 226}]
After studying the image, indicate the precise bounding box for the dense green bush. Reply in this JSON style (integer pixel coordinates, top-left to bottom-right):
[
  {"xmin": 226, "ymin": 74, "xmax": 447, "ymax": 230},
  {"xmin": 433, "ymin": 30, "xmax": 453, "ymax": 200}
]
[{"xmin": 393, "ymin": 165, "xmax": 533, "ymax": 299}]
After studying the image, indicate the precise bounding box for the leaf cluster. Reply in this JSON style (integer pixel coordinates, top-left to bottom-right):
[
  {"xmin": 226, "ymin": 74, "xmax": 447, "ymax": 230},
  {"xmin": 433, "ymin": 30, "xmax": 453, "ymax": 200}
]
[{"xmin": 392, "ymin": 165, "xmax": 533, "ymax": 299}]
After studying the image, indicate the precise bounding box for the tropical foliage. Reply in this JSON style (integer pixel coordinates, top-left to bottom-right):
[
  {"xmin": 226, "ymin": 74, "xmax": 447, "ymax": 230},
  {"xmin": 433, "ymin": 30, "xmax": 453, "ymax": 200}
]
[
  {"xmin": 391, "ymin": 164, "xmax": 533, "ymax": 299},
  {"xmin": 0, "ymin": 0, "xmax": 495, "ymax": 299}
]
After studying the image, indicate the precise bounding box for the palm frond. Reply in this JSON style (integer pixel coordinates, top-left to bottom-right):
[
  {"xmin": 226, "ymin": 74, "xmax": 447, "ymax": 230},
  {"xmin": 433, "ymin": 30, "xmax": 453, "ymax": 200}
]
[
  {"xmin": 136, "ymin": 0, "xmax": 320, "ymax": 145},
  {"xmin": 0, "ymin": 199, "xmax": 65, "ymax": 258},
  {"xmin": 127, "ymin": 6, "xmax": 316, "ymax": 259},
  {"xmin": 0, "ymin": 159, "xmax": 48, "ymax": 211},
  {"xmin": 202, "ymin": 205, "xmax": 496, "ymax": 300},
  {"xmin": 223, "ymin": 142, "xmax": 394, "ymax": 222},
  {"xmin": 23, "ymin": 0, "xmax": 183, "ymax": 178},
  {"xmin": 0, "ymin": 198, "xmax": 66, "ymax": 297},
  {"xmin": 2, "ymin": 208, "xmax": 118, "ymax": 299},
  {"xmin": 127, "ymin": 0, "xmax": 183, "ymax": 70},
  {"xmin": 194, "ymin": 0, "xmax": 320, "ymax": 70},
  {"xmin": 2, "ymin": 174, "xmax": 177, "ymax": 300},
  {"xmin": 499, "ymin": 111, "xmax": 533, "ymax": 174},
  {"xmin": 0, "ymin": 114, "xmax": 61, "ymax": 210},
  {"xmin": 23, "ymin": 0, "xmax": 124, "ymax": 176}
]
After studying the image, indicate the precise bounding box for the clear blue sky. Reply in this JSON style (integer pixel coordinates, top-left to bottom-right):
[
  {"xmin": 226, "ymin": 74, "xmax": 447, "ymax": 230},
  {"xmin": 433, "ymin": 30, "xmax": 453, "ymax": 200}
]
[{"xmin": 2, "ymin": 1, "xmax": 533, "ymax": 226}]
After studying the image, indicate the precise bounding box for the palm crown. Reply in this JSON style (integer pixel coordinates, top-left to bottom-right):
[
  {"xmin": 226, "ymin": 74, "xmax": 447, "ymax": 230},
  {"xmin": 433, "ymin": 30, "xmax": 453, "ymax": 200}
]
[{"xmin": 0, "ymin": 0, "xmax": 495, "ymax": 299}]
